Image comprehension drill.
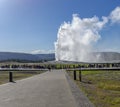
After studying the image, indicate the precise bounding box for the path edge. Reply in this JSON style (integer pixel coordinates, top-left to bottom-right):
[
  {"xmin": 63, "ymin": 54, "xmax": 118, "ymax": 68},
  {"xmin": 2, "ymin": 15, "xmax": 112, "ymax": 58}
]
[{"xmin": 65, "ymin": 71, "xmax": 95, "ymax": 107}]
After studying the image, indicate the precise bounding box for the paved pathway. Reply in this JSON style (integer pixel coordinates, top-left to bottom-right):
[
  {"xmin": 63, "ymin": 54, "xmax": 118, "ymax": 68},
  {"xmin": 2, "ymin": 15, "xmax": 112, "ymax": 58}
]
[{"xmin": 0, "ymin": 70, "xmax": 94, "ymax": 107}]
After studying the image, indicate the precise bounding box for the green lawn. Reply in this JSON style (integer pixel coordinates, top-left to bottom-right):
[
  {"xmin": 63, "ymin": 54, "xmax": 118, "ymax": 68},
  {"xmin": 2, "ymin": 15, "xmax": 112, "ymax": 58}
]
[
  {"xmin": 67, "ymin": 70, "xmax": 120, "ymax": 107},
  {"xmin": 0, "ymin": 71, "xmax": 45, "ymax": 85}
]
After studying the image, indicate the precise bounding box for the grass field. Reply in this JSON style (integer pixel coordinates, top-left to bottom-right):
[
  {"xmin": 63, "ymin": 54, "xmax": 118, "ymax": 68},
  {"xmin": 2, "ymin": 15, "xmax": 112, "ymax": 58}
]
[
  {"xmin": 68, "ymin": 70, "xmax": 120, "ymax": 107},
  {"xmin": 0, "ymin": 71, "xmax": 45, "ymax": 85}
]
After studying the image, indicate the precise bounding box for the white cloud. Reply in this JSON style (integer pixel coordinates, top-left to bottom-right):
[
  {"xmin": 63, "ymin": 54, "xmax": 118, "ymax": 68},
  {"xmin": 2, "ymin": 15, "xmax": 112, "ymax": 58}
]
[
  {"xmin": 31, "ymin": 50, "xmax": 55, "ymax": 54},
  {"xmin": 110, "ymin": 6, "xmax": 120, "ymax": 23}
]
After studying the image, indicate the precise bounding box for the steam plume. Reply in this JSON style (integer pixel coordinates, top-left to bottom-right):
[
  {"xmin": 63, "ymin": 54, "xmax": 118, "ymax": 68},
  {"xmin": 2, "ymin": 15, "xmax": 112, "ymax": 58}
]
[
  {"xmin": 55, "ymin": 6, "xmax": 120, "ymax": 62},
  {"xmin": 55, "ymin": 15, "xmax": 107, "ymax": 62},
  {"xmin": 110, "ymin": 7, "xmax": 120, "ymax": 23}
]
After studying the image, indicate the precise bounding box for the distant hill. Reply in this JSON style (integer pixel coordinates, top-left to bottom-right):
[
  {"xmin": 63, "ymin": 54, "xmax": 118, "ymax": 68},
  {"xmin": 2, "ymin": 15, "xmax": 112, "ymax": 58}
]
[
  {"xmin": 93, "ymin": 52, "xmax": 120, "ymax": 62},
  {"xmin": 36, "ymin": 54, "xmax": 55, "ymax": 61},
  {"xmin": 0, "ymin": 52, "xmax": 55, "ymax": 62},
  {"xmin": 0, "ymin": 52, "xmax": 120, "ymax": 63}
]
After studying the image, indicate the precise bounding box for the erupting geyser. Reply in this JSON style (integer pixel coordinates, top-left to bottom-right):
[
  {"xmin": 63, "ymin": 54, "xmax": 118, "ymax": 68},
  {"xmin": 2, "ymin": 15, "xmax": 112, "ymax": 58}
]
[
  {"xmin": 55, "ymin": 6, "xmax": 120, "ymax": 62},
  {"xmin": 55, "ymin": 14, "xmax": 108, "ymax": 62}
]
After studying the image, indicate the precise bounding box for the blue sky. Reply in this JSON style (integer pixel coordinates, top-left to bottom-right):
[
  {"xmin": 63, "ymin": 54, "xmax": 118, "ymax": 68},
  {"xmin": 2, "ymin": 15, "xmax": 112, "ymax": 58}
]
[{"xmin": 0, "ymin": 0, "xmax": 120, "ymax": 53}]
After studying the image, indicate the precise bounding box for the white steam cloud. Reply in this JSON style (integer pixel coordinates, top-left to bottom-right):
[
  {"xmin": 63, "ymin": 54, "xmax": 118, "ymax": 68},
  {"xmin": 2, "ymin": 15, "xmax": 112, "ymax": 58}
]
[
  {"xmin": 55, "ymin": 15, "xmax": 108, "ymax": 61},
  {"xmin": 110, "ymin": 6, "xmax": 120, "ymax": 23},
  {"xmin": 55, "ymin": 6, "xmax": 120, "ymax": 62}
]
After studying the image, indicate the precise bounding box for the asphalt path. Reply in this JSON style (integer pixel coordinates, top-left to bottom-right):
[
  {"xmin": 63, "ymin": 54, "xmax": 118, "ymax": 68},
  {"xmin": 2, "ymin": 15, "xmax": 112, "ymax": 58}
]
[{"xmin": 0, "ymin": 70, "xmax": 78, "ymax": 107}]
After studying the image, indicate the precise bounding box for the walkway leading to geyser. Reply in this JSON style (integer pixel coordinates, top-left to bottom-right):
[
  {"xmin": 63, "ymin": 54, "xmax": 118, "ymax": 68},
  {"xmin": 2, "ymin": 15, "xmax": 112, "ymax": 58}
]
[{"xmin": 0, "ymin": 70, "xmax": 94, "ymax": 107}]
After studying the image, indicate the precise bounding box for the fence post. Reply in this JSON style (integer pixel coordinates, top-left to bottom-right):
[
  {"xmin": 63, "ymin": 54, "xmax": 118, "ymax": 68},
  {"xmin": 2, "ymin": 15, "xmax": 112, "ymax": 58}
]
[
  {"xmin": 79, "ymin": 68, "xmax": 82, "ymax": 82},
  {"xmin": 9, "ymin": 71, "xmax": 13, "ymax": 82},
  {"xmin": 74, "ymin": 70, "xmax": 76, "ymax": 80}
]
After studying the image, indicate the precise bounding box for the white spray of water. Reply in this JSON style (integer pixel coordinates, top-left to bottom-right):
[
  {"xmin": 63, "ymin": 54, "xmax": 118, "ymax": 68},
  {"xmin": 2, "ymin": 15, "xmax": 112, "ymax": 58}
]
[
  {"xmin": 55, "ymin": 14, "xmax": 108, "ymax": 62},
  {"xmin": 110, "ymin": 6, "xmax": 120, "ymax": 23},
  {"xmin": 55, "ymin": 6, "xmax": 120, "ymax": 62}
]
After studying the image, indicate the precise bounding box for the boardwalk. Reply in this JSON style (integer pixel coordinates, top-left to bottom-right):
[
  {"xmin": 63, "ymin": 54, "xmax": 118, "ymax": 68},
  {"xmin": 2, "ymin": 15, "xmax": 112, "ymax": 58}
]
[{"xmin": 0, "ymin": 70, "xmax": 94, "ymax": 107}]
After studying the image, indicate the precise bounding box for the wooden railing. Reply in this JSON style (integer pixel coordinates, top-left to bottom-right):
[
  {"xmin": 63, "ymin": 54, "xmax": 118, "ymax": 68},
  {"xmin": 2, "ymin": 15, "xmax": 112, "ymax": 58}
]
[{"xmin": 66, "ymin": 67, "xmax": 120, "ymax": 82}]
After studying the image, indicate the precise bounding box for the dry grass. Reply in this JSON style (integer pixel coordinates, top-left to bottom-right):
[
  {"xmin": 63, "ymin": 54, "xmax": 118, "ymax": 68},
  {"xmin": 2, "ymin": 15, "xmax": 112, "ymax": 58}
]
[
  {"xmin": 68, "ymin": 70, "xmax": 120, "ymax": 107},
  {"xmin": 0, "ymin": 71, "xmax": 44, "ymax": 85}
]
